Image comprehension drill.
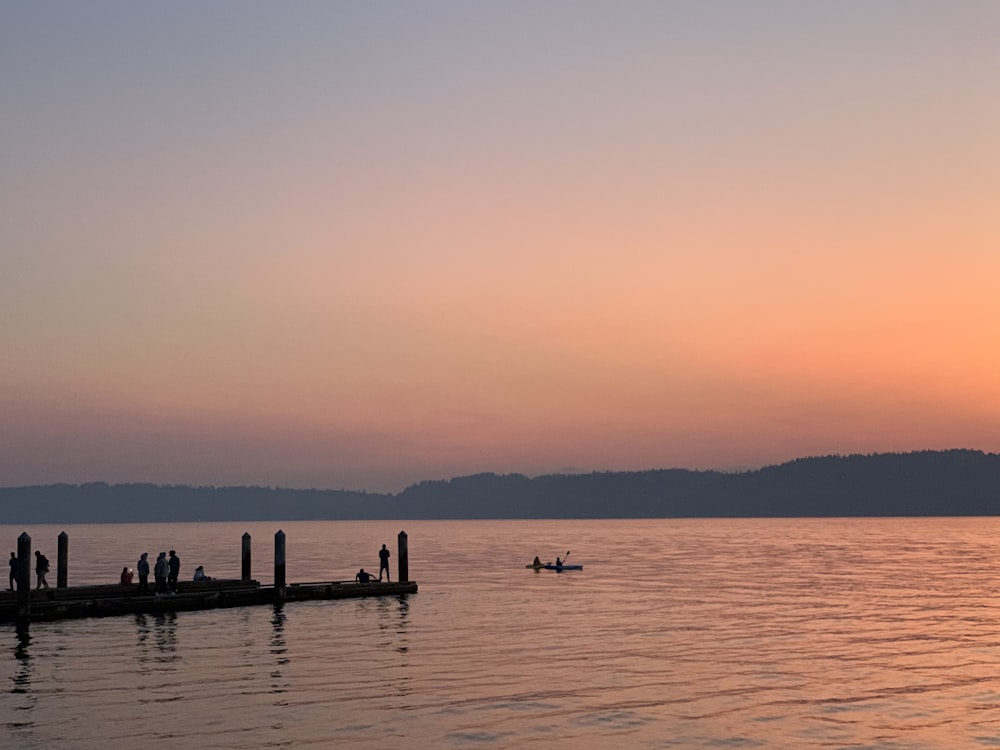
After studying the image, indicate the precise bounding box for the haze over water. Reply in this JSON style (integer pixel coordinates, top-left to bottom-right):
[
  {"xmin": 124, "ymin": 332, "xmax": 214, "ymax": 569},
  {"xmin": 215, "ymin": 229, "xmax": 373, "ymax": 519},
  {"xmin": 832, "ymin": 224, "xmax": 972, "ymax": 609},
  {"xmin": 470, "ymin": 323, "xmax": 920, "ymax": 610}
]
[{"xmin": 4, "ymin": 517, "xmax": 1000, "ymax": 749}]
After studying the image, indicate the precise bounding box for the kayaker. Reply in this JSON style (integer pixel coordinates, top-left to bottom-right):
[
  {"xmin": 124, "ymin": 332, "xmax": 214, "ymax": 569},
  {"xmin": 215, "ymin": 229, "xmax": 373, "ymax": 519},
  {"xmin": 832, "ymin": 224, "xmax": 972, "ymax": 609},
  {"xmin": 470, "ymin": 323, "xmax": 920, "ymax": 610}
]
[
  {"xmin": 532, "ymin": 556, "xmax": 541, "ymax": 566},
  {"xmin": 555, "ymin": 557, "xmax": 562, "ymax": 569}
]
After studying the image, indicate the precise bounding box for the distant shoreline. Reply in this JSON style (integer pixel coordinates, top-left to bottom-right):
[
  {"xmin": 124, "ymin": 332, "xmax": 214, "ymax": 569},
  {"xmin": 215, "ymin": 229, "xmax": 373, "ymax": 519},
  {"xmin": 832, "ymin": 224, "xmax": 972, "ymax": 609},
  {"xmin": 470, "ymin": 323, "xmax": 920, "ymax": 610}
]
[{"xmin": 2, "ymin": 450, "xmax": 997, "ymax": 524}]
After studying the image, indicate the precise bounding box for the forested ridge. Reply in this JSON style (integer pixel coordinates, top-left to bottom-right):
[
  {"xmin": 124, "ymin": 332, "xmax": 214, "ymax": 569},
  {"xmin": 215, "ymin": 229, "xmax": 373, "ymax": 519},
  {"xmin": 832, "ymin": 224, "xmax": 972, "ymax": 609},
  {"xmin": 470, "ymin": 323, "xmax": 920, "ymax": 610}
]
[{"xmin": 1, "ymin": 450, "xmax": 997, "ymax": 523}]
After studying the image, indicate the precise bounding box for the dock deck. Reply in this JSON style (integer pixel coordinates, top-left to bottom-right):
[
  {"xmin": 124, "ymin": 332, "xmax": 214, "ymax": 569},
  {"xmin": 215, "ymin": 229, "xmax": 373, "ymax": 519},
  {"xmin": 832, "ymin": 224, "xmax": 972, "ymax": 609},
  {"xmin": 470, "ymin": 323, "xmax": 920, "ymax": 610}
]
[{"xmin": 0, "ymin": 578, "xmax": 418, "ymax": 623}]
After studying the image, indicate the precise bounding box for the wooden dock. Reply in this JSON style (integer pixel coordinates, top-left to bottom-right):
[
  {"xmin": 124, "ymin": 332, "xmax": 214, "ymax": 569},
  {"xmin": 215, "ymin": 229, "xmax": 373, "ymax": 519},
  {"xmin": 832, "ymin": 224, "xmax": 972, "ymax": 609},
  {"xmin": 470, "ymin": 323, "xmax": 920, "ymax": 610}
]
[
  {"xmin": 3, "ymin": 528, "xmax": 416, "ymax": 625},
  {"xmin": 0, "ymin": 578, "xmax": 417, "ymax": 623}
]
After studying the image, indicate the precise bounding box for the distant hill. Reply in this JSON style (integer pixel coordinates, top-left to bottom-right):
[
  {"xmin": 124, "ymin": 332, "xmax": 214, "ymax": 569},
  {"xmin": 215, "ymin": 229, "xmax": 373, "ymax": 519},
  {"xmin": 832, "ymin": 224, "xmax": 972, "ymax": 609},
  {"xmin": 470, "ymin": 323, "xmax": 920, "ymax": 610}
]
[{"xmin": 1, "ymin": 450, "xmax": 998, "ymax": 523}]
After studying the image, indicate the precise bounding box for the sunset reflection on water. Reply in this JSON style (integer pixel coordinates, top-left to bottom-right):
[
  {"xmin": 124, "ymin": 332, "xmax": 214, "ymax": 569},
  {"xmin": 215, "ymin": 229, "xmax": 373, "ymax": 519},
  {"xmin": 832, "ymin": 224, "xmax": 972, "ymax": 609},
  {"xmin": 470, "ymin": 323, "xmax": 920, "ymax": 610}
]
[{"xmin": 3, "ymin": 517, "xmax": 1000, "ymax": 748}]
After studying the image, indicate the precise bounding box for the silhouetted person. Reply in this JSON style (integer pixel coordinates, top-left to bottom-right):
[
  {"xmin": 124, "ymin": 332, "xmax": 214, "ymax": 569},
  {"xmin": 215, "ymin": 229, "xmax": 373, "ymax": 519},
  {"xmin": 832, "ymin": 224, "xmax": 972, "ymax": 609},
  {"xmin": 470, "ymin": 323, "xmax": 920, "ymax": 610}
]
[
  {"xmin": 555, "ymin": 557, "xmax": 562, "ymax": 570},
  {"xmin": 35, "ymin": 550, "xmax": 50, "ymax": 589},
  {"xmin": 193, "ymin": 565, "xmax": 210, "ymax": 581},
  {"xmin": 532, "ymin": 556, "xmax": 541, "ymax": 567},
  {"xmin": 378, "ymin": 544, "xmax": 390, "ymax": 582},
  {"xmin": 120, "ymin": 567, "xmax": 133, "ymax": 586},
  {"xmin": 154, "ymin": 552, "xmax": 168, "ymax": 595},
  {"xmin": 137, "ymin": 552, "xmax": 150, "ymax": 594},
  {"xmin": 8, "ymin": 552, "xmax": 16, "ymax": 590},
  {"xmin": 356, "ymin": 568, "xmax": 372, "ymax": 583},
  {"xmin": 167, "ymin": 550, "xmax": 180, "ymax": 592}
]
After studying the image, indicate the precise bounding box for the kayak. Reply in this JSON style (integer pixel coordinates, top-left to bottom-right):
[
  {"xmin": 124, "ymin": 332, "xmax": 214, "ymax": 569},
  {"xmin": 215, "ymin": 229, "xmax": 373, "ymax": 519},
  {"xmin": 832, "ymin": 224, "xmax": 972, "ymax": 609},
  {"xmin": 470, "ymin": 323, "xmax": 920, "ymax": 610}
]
[{"xmin": 526, "ymin": 563, "xmax": 583, "ymax": 571}]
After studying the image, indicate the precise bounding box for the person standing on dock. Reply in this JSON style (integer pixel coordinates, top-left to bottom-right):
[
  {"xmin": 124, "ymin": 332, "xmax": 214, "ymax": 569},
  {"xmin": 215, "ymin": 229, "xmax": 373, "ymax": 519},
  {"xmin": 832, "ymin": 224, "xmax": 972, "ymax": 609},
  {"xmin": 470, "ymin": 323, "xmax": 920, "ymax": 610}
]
[
  {"xmin": 8, "ymin": 552, "xmax": 16, "ymax": 591},
  {"xmin": 35, "ymin": 550, "xmax": 50, "ymax": 589},
  {"xmin": 167, "ymin": 550, "xmax": 180, "ymax": 593},
  {"xmin": 137, "ymin": 552, "xmax": 150, "ymax": 594},
  {"xmin": 378, "ymin": 543, "xmax": 391, "ymax": 582},
  {"xmin": 154, "ymin": 552, "xmax": 168, "ymax": 595}
]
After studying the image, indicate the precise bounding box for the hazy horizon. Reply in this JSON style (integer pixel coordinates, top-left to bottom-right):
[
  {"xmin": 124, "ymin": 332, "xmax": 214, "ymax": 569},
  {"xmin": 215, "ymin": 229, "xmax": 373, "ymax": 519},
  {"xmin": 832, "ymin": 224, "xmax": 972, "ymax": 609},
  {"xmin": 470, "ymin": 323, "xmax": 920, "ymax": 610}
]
[{"xmin": 3, "ymin": 3, "xmax": 998, "ymax": 495}]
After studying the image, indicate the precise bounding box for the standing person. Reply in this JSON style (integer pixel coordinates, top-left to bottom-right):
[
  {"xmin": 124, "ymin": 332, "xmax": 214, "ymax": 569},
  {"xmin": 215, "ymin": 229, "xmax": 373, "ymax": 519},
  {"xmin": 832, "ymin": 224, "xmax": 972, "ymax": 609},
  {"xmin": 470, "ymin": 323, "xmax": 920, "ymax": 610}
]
[
  {"xmin": 378, "ymin": 543, "xmax": 391, "ymax": 582},
  {"xmin": 8, "ymin": 552, "xmax": 17, "ymax": 591},
  {"xmin": 167, "ymin": 550, "xmax": 180, "ymax": 593},
  {"xmin": 136, "ymin": 552, "xmax": 150, "ymax": 594},
  {"xmin": 34, "ymin": 550, "xmax": 50, "ymax": 589},
  {"xmin": 154, "ymin": 552, "xmax": 168, "ymax": 595}
]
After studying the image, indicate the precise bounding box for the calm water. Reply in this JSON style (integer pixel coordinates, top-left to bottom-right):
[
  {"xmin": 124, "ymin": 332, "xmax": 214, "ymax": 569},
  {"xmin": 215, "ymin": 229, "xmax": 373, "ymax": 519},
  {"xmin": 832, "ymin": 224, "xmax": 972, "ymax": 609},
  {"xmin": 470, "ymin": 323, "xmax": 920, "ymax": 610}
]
[{"xmin": 4, "ymin": 517, "xmax": 1000, "ymax": 749}]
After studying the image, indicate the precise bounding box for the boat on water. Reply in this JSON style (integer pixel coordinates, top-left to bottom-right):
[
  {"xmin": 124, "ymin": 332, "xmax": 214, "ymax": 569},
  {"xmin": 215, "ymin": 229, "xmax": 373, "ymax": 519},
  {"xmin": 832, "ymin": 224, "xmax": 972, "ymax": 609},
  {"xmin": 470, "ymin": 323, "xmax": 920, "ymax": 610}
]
[{"xmin": 526, "ymin": 556, "xmax": 583, "ymax": 571}]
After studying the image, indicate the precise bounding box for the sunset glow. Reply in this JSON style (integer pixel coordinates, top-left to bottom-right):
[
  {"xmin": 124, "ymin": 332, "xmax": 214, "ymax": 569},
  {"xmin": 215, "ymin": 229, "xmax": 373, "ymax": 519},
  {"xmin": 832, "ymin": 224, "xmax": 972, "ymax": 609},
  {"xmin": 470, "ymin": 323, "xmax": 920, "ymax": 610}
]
[{"xmin": 2, "ymin": 2, "xmax": 998, "ymax": 492}]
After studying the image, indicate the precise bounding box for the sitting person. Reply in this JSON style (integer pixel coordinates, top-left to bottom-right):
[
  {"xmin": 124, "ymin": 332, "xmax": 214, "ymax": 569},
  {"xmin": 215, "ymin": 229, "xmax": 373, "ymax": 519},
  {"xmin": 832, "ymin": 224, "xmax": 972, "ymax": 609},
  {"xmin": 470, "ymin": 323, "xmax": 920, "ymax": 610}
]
[
  {"xmin": 356, "ymin": 568, "xmax": 373, "ymax": 583},
  {"xmin": 120, "ymin": 567, "xmax": 134, "ymax": 586},
  {"xmin": 532, "ymin": 556, "xmax": 541, "ymax": 566},
  {"xmin": 193, "ymin": 565, "xmax": 211, "ymax": 581}
]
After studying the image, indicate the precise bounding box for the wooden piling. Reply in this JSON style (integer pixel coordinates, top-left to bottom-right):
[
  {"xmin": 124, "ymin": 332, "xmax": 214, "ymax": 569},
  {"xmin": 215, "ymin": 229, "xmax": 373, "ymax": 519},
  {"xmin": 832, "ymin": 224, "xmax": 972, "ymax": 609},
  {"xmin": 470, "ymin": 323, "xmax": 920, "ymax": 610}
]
[
  {"xmin": 16, "ymin": 532, "xmax": 31, "ymax": 620},
  {"xmin": 398, "ymin": 530, "xmax": 409, "ymax": 583},
  {"xmin": 274, "ymin": 530, "xmax": 286, "ymax": 599},
  {"xmin": 242, "ymin": 532, "xmax": 252, "ymax": 581},
  {"xmin": 57, "ymin": 531, "xmax": 69, "ymax": 588}
]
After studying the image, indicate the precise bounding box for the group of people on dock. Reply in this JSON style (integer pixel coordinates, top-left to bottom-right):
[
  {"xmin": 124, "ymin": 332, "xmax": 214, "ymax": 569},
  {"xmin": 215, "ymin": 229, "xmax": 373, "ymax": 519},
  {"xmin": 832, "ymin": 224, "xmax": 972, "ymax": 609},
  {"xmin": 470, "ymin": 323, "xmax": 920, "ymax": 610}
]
[
  {"xmin": 126, "ymin": 550, "xmax": 182, "ymax": 595},
  {"xmin": 355, "ymin": 543, "xmax": 392, "ymax": 584},
  {"xmin": 7, "ymin": 550, "xmax": 50, "ymax": 591},
  {"xmin": 11, "ymin": 540, "xmax": 393, "ymax": 592},
  {"xmin": 124, "ymin": 551, "xmax": 211, "ymax": 593}
]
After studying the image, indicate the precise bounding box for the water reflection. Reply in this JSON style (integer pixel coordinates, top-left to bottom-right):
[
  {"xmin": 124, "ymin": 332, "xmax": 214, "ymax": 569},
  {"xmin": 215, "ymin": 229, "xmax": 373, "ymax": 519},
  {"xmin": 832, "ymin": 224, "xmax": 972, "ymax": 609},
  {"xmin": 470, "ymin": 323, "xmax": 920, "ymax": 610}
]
[
  {"xmin": 373, "ymin": 595, "xmax": 408, "ymax": 653},
  {"xmin": 12, "ymin": 629, "xmax": 32, "ymax": 695},
  {"xmin": 270, "ymin": 603, "xmax": 289, "ymax": 697},
  {"xmin": 135, "ymin": 611, "xmax": 179, "ymax": 674},
  {"xmin": 135, "ymin": 613, "xmax": 149, "ymax": 647}
]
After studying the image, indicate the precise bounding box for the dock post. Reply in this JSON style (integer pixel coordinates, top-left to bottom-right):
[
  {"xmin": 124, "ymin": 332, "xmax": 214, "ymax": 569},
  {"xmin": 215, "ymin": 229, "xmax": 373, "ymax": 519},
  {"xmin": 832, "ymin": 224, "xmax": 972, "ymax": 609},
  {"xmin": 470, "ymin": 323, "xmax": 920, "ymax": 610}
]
[
  {"xmin": 16, "ymin": 532, "xmax": 31, "ymax": 620},
  {"xmin": 397, "ymin": 530, "xmax": 409, "ymax": 583},
  {"xmin": 274, "ymin": 530, "xmax": 285, "ymax": 599},
  {"xmin": 57, "ymin": 531, "xmax": 69, "ymax": 588},
  {"xmin": 242, "ymin": 532, "xmax": 252, "ymax": 581}
]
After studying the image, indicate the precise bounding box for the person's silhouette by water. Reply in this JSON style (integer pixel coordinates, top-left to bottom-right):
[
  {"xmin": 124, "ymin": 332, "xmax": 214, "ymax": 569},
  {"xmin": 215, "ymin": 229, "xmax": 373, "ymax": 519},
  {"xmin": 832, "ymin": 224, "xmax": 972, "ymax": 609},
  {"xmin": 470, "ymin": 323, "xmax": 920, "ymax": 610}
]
[
  {"xmin": 356, "ymin": 568, "xmax": 372, "ymax": 583},
  {"xmin": 167, "ymin": 550, "xmax": 180, "ymax": 592},
  {"xmin": 8, "ymin": 552, "xmax": 16, "ymax": 591},
  {"xmin": 154, "ymin": 552, "xmax": 168, "ymax": 595},
  {"xmin": 378, "ymin": 544, "xmax": 391, "ymax": 582},
  {"xmin": 120, "ymin": 567, "xmax": 133, "ymax": 586},
  {"xmin": 34, "ymin": 550, "xmax": 50, "ymax": 589},
  {"xmin": 137, "ymin": 552, "xmax": 150, "ymax": 594}
]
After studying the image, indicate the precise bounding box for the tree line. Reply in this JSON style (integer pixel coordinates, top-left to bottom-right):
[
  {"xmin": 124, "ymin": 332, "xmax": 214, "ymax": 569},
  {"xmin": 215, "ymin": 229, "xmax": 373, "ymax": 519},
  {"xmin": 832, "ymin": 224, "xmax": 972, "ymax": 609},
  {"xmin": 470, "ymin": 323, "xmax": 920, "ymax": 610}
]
[{"xmin": 1, "ymin": 450, "xmax": 997, "ymax": 523}]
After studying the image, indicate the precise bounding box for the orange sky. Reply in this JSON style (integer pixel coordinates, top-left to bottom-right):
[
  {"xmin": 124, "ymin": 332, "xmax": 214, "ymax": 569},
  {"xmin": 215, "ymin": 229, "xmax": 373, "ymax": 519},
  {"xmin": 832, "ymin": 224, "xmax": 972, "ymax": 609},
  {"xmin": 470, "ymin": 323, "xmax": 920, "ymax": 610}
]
[{"xmin": 1, "ymin": 2, "xmax": 998, "ymax": 492}]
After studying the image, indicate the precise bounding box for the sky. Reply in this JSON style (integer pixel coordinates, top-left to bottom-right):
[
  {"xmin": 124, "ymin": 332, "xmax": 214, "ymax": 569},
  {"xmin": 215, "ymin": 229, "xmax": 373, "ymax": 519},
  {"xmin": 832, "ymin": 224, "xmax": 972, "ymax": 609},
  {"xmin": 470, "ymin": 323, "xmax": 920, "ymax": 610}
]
[{"xmin": 1, "ymin": 2, "xmax": 998, "ymax": 493}]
